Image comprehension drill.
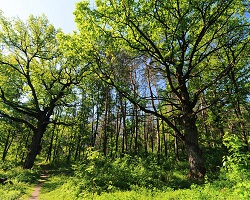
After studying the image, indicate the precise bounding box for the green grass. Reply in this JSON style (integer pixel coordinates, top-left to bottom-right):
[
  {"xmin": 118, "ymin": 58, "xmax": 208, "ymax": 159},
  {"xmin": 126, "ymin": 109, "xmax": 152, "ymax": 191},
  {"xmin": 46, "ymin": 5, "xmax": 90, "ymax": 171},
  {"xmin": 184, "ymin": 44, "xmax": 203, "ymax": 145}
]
[
  {"xmin": 37, "ymin": 151, "xmax": 250, "ymax": 200},
  {"xmin": 1, "ymin": 141, "xmax": 250, "ymax": 200},
  {"xmin": 38, "ymin": 177, "xmax": 250, "ymax": 200},
  {"xmin": 0, "ymin": 161, "xmax": 41, "ymax": 200}
]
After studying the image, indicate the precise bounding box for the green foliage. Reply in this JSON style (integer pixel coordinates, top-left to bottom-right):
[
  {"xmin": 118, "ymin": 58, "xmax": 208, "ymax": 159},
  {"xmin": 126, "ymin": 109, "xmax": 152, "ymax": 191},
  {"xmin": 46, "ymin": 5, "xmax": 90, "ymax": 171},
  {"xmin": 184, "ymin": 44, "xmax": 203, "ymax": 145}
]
[
  {"xmin": 72, "ymin": 149, "xmax": 183, "ymax": 195},
  {"xmin": 0, "ymin": 161, "xmax": 40, "ymax": 200},
  {"xmin": 221, "ymin": 132, "xmax": 249, "ymax": 177},
  {"xmin": 38, "ymin": 158, "xmax": 250, "ymax": 200},
  {"xmin": 0, "ymin": 0, "xmax": 250, "ymax": 198},
  {"xmin": 15, "ymin": 143, "xmax": 244, "ymax": 200},
  {"xmin": 39, "ymin": 175, "xmax": 79, "ymax": 200},
  {"xmin": 216, "ymin": 132, "xmax": 250, "ymax": 199}
]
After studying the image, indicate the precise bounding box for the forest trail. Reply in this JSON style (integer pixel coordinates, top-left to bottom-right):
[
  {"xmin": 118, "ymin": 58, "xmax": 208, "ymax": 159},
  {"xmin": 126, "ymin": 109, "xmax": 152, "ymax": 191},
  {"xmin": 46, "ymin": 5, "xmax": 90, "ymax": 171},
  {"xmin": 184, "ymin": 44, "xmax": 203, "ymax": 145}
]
[{"xmin": 29, "ymin": 169, "xmax": 49, "ymax": 200}]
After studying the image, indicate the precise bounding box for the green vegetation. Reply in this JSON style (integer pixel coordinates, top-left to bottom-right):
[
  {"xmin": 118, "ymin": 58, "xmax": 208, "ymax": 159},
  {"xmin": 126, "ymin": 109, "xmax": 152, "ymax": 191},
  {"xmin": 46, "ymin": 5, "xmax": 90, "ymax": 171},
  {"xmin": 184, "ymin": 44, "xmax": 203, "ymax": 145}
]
[
  {"xmin": 0, "ymin": 0, "xmax": 250, "ymax": 199},
  {"xmin": 0, "ymin": 136, "xmax": 250, "ymax": 199},
  {"xmin": 39, "ymin": 142, "xmax": 250, "ymax": 200},
  {"xmin": 0, "ymin": 162, "xmax": 40, "ymax": 199}
]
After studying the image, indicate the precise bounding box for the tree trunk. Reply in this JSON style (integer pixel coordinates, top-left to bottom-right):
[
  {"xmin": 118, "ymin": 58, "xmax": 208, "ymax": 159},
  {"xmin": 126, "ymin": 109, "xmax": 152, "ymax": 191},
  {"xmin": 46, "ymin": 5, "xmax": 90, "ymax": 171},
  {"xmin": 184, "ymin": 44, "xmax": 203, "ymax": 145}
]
[
  {"xmin": 133, "ymin": 105, "xmax": 139, "ymax": 155},
  {"xmin": 20, "ymin": 130, "xmax": 31, "ymax": 163},
  {"xmin": 174, "ymin": 132, "xmax": 179, "ymax": 162},
  {"xmin": 23, "ymin": 124, "xmax": 47, "ymax": 169},
  {"xmin": 103, "ymin": 86, "xmax": 110, "ymax": 156},
  {"xmin": 115, "ymin": 109, "xmax": 122, "ymax": 155},
  {"xmin": 119, "ymin": 94, "xmax": 127, "ymax": 155},
  {"xmin": 46, "ymin": 124, "xmax": 56, "ymax": 162},
  {"xmin": 183, "ymin": 114, "xmax": 206, "ymax": 179},
  {"xmin": 91, "ymin": 102, "xmax": 100, "ymax": 147},
  {"xmin": 2, "ymin": 130, "xmax": 14, "ymax": 161},
  {"xmin": 161, "ymin": 120, "xmax": 168, "ymax": 157}
]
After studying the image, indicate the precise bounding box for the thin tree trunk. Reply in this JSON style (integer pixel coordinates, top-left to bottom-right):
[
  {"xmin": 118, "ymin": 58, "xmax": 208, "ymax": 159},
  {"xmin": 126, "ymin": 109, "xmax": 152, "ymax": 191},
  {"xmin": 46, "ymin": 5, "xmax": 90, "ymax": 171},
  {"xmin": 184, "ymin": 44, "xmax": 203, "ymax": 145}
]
[
  {"xmin": 143, "ymin": 116, "xmax": 148, "ymax": 156},
  {"xmin": 103, "ymin": 86, "xmax": 109, "ymax": 156},
  {"xmin": 2, "ymin": 130, "xmax": 14, "ymax": 161},
  {"xmin": 174, "ymin": 132, "xmax": 179, "ymax": 162},
  {"xmin": 133, "ymin": 105, "xmax": 139, "ymax": 155},
  {"xmin": 115, "ymin": 108, "xmax": 122, "ymax": 155},
  {"xmin": 156, "ymin": 117, "xmax": 161, "ymax": 163},
  {"xmin": 52, "ymin": 126, "xmax": 62, "ymax": 162},
  {"xmin": 162, "ymin": 120, "xmax": 168, "ymax": 157},
  {"xmin": 20, "ymin": 130, "xmax": 31, "ymax": 163},
  {"xmin": 46, "ymin": 124, "xmax": 56, "ymax": 162},
  {"xmin": 119, "ymin": 94, "xmax": 127, "ymax": 155},
  {"xmin": 174, "ymin": 118, "xmax": 179, "ymax": 162},
  {"xmin": 92, "ymin": 104, "xmax": 100, "ymax": 147}
]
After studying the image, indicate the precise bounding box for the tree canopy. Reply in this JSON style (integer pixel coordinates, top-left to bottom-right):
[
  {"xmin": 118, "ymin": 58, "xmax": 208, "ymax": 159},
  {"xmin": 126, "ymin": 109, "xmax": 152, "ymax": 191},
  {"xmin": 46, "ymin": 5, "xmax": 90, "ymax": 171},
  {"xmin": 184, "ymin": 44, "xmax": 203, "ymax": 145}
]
[
  {"xmin": 0, "ymin": 14, "xmax": 90, "ymax": 168},
  {"xmin": 0, "ymin": 0, "xmax": 249, "ymax": 181},
  {"xmin": 72, "ymin": 0, "xmax": 250, "ymax": 178}
]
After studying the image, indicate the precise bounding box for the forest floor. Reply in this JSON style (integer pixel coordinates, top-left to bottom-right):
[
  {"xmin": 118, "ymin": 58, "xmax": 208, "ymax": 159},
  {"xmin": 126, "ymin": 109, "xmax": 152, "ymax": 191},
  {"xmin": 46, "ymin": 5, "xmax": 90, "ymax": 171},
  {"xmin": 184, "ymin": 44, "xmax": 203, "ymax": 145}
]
[{"xmin": 29, "ymin": 167, "xmax": 49, "ymax": 200}]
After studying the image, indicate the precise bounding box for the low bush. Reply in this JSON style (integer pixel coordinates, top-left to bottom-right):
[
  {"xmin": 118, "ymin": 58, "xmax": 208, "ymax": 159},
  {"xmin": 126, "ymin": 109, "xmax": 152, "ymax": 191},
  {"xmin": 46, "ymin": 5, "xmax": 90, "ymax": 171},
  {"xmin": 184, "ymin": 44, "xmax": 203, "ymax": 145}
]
[{"xmin": 0, "ymin": 161, "xmax": 40, "ymax": 200}]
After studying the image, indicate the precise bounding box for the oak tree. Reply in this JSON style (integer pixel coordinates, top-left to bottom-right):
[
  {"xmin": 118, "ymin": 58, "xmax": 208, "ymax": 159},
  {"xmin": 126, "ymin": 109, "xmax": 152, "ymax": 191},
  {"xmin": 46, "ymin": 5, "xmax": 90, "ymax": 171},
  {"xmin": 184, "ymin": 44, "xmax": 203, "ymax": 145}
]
[
  {"xmin": 0, "ymin": 14, "xmax": 89, "ymax": 168},
  {"xmin": 73, "ymin": 0, "xmax": 250, "ymax": 178}
]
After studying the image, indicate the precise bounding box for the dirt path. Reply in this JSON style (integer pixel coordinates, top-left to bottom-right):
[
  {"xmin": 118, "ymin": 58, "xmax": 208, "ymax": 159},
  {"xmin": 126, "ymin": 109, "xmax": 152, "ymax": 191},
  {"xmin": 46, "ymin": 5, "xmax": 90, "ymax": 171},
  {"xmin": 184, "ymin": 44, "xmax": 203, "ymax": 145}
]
[{"xmin": 29, "ymin": 170, "xmax": 49, "ymax": 200}]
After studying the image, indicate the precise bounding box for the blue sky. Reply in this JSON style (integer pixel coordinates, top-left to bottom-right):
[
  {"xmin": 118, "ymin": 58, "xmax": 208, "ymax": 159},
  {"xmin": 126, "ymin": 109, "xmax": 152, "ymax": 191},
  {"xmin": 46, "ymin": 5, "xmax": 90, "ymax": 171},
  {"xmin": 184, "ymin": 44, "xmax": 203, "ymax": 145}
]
[{"xmin": 0, "ymin": 0, "xmax": 83, "ymax": 33}]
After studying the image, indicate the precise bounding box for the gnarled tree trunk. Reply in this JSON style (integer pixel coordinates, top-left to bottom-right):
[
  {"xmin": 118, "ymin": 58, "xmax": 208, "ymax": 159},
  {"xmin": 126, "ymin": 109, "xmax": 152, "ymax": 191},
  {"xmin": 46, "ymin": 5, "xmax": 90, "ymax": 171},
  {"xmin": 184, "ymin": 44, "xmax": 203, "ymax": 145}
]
[
  {"xmin": 183, "ymin": 113, "xmax": 206, "ymax": 179},
  {"xmin": 23, "ymin": 121, "xmax": 48, "ymax": 169}
]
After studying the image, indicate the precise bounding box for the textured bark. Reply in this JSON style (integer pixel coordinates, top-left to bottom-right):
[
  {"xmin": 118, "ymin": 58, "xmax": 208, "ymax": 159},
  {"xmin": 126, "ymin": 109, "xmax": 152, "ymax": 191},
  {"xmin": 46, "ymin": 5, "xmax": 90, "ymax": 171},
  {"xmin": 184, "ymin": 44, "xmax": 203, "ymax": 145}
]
[
  {"xmin": 102, "ymin": 86, "xmax": 110, "ymax": 156},
  {"xmin": 183, "ymin": 114, "xmax": 206, "ymax": 179},
  {"xmin": 23, "ymin": 130, "xmax": 43, "ymax": 169},
  {"xmin": 119, "ymin": 95, "xmax": 127, "ymax": 155},
  {"xmin": 2, "ymin": 130, "xmax": 14, "ymax": 161},
  {"xmin": 23, "ymin": 120, "xmax": 48, "ymax": 169},
  {"xmin": 186, "ymin": 143, "xmax": 205, "ymax": 179}
]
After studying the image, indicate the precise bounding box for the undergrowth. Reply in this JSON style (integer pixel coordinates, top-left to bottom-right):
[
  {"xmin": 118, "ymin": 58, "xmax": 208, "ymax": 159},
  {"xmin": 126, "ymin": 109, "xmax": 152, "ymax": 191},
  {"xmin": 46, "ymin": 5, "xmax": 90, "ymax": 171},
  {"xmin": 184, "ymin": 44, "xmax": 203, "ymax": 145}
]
[
  {"xmin": 38, "ymin": 136, "xmax": 250, "ymax": 200},
  {"xmin": 0, "ymin": 161, "xmax": 40, "ymax": 200},
  {"xmin": 1, "ymin": 133, "xmax": 250, "ymax": 200}
]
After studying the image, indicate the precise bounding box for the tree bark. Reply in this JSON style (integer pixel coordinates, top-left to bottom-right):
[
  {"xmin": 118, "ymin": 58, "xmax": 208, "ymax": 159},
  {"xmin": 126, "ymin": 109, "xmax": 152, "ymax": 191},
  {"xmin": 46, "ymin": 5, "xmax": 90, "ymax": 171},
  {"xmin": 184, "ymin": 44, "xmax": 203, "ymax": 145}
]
[
  {"xmin": 23, "ymin": 121, "xmax": 47, "ymax": 169},
  {"xmin": 174, "ymin": 131, "xmax": 179, "ymax": 162},
  {"xmin": 23, "ymin": 131, "xmax": 42, "ymax": 169},
  {"xmin": 183, "ymin": 114, "xmax": 206, "ymax": 179},
  {"xmin": 119, "ymin": 94, "xmax": 127, "ymax": 155},
  {"xmin": 46, "ymin": 124, "xmax": 56, "ymax": 162},
  {"xmin": 2, "ymin": 130, "xmax": 14, "ymax": 161},
  {"xmin": 102, "ymin": 86, "xmax": 110, "ymax": 156},
  {"xmin": 133, "ymin": 105, "xmax": 139, "ymax": 155}
]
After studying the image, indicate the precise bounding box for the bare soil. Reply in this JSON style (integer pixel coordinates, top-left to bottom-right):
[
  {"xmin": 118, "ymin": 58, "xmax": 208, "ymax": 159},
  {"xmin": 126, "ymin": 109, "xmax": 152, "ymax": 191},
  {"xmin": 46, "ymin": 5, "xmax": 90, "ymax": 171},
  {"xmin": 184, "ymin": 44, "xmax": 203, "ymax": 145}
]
[{"xmin": 29, "ymin": 170, "xmax": 49, "ymax": 200}]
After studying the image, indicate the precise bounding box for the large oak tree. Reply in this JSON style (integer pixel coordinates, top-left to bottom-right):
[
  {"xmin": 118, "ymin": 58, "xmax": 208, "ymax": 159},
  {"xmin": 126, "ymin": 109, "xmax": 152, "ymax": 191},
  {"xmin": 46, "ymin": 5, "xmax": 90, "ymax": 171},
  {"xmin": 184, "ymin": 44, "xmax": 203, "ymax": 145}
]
[
  {"xmin": 73, "ymin": 0, "xmax": 250, "ymax": 178},
  {"xmin": 0, "ymin": 14, "xmax": 89, "ymax": 169}
]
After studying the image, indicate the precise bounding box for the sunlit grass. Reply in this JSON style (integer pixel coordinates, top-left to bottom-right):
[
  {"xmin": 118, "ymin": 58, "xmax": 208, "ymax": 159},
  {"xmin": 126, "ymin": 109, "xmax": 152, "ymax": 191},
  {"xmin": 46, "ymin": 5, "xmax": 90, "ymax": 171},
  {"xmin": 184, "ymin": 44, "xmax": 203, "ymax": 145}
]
[
  {"xmin": 37, "ymin": 153, "xmax": 250, "ymax": 200},
  {"xmin": 1, "ymin": 144, "xmax": 250, "ymax": 200},
  {"xmin": 0, "ymin": 162, "xmax": 40, "ymax": 200}
]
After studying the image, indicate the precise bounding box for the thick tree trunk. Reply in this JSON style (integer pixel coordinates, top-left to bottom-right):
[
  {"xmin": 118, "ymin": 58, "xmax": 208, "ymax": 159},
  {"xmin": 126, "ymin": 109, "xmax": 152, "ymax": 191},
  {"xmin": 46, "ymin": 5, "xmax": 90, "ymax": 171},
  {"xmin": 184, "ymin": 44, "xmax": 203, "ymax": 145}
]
[
  {"xmin": 183, "ymin": 114, "xmax": 206, "ymax": 179},
  {"xmin": 23, "ymin": 133, "xmax": 42, "ymax": 169},
  {"xmin": 23, "ymin": 124, "xmax": 47, "ymax": 169},
  {"xmin": 186, "ymin": 142, "xmax": 205, "ymax": 179}
]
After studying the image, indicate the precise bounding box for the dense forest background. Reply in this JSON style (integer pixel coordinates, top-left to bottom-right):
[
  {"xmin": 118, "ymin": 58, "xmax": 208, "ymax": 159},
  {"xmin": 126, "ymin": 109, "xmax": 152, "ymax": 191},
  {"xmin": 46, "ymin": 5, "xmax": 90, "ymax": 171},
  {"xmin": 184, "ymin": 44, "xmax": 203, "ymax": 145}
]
[{"xmin": 0, "ymin": 0, "xmax": 250, "ymax": 199}]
